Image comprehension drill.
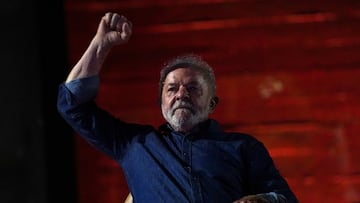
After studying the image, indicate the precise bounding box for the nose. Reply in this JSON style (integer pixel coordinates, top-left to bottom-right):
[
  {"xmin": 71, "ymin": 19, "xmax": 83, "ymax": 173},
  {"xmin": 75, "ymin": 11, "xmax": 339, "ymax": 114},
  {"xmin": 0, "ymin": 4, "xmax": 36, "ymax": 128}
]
[{"xmin": 176, "ymin": 86, "xmax": 189, "ymax": 100}]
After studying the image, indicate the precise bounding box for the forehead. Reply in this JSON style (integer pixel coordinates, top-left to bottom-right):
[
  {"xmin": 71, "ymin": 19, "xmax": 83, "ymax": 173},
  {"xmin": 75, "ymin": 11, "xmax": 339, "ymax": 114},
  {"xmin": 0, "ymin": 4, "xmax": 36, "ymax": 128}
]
[{"xmin": 164, "ymin": 67, "xmax": 205, "ymax": 84}]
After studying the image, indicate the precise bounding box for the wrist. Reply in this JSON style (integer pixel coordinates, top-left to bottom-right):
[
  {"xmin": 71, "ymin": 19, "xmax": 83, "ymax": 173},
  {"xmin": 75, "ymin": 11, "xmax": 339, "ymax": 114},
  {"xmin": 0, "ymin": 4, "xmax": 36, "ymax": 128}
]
[{"xmin": 90, "ymin": 36, "xmax": 112, "ymax": 59}]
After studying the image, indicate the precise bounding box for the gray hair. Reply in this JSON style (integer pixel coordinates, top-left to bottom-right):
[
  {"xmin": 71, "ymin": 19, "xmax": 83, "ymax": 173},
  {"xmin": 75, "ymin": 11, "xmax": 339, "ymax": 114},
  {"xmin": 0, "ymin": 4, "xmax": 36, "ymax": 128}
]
[{"xmin": 158, "ymin": 54, "xmax": 216, "ymax": 105}]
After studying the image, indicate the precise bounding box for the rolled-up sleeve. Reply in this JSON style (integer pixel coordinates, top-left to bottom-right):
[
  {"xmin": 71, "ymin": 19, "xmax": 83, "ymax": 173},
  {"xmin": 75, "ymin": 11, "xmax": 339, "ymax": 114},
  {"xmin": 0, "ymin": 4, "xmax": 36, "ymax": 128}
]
[{"xmin": 65, "ymin": 76, "xmax": 100, "ymax": 104}]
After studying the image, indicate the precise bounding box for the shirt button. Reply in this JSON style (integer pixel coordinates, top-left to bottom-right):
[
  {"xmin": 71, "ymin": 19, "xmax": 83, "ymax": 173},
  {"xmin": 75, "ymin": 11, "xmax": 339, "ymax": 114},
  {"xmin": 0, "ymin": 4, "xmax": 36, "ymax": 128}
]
[
  {"xmin": 185, "ymin": 166, "xmax": 191, "ymax": 172},
  {"xmin": 183, "ymin": 152, "xmax": 187, "ymax": 156}
]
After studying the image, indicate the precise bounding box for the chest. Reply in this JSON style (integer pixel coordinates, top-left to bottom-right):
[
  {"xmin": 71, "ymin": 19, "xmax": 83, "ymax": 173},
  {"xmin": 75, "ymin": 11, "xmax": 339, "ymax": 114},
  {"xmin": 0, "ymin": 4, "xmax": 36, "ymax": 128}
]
[{"xmin": 125, "ymin": 132, "xmax": 247, "ymax": 179}]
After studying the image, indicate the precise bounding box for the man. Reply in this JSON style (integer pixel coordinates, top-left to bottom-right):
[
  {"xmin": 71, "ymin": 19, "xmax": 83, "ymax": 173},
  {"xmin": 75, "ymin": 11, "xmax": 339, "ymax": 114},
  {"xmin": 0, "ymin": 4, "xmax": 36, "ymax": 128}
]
[{"xmin": 57, "ymin": 12, "xmax": 299, "ymax": 203}]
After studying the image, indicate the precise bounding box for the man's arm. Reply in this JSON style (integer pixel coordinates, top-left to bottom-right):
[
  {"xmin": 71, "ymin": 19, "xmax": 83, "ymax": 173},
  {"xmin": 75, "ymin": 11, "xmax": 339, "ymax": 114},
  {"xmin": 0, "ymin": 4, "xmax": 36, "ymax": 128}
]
[
  {"xmin": 57, "ymin": 12, "xmax": 134, "ymax": 160},
  {"xmin": 233, "ymin": 138, "xmax": 299, "ymax": 203},
  {"xmin": 65, "ymin": 12, "xmax": 132, "ymax": 83}
]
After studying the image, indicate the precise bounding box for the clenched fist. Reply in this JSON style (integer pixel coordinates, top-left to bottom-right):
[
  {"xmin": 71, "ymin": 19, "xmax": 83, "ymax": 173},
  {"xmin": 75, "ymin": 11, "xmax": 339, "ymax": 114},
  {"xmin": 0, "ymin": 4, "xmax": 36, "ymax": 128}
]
[{"xmin": 95, "ymin": 12, "xmax": 132, "ymax": 47}]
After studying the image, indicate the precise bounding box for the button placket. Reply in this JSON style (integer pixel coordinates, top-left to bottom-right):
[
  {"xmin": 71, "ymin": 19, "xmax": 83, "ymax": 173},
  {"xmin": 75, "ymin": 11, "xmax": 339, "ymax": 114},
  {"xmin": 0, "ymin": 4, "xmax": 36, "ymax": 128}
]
[
  {"xmin": 182, "ymin": 136, "xmax": 192, "ymax": 173},
  {"xmin": 183, "ymin": 135, "xmax": 202, "ymax": 202}
]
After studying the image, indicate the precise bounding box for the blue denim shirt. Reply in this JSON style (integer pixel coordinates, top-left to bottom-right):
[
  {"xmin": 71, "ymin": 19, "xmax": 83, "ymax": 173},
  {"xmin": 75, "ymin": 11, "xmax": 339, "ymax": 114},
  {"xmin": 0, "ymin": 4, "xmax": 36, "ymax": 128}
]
[{"xmin": 57, "ymin": 76, "xmax": 298, "ymax": 203}]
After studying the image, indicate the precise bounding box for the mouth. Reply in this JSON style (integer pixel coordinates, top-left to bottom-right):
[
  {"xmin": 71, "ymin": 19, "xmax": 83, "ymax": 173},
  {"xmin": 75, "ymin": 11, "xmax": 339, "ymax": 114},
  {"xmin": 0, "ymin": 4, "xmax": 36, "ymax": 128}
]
[
  {"xmin": 175, "ymin": 106, "xmax": 192, "ymax": 111},
  {"xmin": 173, "ymin": 106, "xmax": 194, "ymax": 114}
]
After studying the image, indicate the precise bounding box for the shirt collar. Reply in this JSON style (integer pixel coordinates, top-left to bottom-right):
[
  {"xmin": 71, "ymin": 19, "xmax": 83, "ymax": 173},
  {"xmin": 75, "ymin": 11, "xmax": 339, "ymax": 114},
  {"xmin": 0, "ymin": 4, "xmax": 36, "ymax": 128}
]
[{"xmin": 158, "ymin": 119, "xmax": 223, "ymax": 136}]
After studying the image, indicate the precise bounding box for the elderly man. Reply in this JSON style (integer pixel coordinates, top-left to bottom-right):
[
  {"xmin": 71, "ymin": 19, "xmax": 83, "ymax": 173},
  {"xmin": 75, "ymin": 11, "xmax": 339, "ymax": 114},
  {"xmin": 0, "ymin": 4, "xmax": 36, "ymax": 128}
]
[{"xmin": 57, "ymin": 12, "xmax": 298, "ymax": 203}]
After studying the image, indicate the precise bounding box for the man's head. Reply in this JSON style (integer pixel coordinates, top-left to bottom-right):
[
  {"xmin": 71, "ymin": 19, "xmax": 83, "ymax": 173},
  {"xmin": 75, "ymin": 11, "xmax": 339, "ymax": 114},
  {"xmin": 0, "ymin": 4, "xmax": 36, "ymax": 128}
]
[{"xmin": 159, "ymin": 54, "xmax": 219, "ymax": 133}]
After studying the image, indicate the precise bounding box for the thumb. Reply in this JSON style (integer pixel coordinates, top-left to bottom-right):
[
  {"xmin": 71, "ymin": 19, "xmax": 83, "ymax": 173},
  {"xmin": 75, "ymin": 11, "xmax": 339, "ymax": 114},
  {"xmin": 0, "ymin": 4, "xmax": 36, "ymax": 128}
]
[{"xmin": 97, "ymin": 17, "xmax": 108, "ymax": 35}]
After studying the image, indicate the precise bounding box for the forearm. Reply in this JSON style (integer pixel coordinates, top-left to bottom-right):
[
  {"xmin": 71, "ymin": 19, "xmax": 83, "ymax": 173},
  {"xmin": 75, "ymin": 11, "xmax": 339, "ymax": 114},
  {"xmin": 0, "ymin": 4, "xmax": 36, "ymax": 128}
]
[
  {"xmin": 66, "ymin": 36, "xmax": 112, "ymax": 83},
  {"xmin": 66, "ymin": 12, "xmax": 132, "ymax": 83}
]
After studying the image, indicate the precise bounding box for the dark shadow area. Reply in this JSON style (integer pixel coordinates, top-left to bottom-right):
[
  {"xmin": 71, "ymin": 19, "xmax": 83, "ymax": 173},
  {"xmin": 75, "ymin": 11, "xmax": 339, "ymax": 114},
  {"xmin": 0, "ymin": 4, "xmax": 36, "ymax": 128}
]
[{"xmin": 0, "ymin": 0, "xmax": 77, "ymax": 202}]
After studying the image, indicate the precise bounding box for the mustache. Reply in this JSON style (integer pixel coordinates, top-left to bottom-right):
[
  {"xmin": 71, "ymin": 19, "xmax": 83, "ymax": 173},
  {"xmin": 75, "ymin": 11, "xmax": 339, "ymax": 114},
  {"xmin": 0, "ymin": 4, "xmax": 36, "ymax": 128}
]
[{"xmin": 171, "ymin": 101, "xmax": 195, "ymax": 114}]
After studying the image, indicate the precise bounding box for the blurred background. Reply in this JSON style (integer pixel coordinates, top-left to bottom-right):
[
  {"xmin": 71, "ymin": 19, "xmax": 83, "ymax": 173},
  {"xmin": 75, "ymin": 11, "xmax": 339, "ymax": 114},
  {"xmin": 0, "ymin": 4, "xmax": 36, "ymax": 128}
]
[{"xmin": 2, "ymin": 0, "xmax": 360, "ymax": 202}]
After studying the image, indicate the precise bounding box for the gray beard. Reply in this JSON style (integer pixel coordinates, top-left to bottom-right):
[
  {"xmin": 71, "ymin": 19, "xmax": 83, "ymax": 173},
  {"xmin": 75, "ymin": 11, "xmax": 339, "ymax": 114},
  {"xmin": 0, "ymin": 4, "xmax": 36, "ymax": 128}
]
[{"xmin": 161, "ymin": 102, "xmax": 208, "ymax": 133}]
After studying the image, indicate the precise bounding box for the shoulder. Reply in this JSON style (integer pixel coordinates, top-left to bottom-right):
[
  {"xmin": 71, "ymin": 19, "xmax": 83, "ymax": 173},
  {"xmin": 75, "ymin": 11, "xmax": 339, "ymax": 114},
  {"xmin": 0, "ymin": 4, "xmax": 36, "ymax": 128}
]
[
  {"xmin": 218, "ymin": 131, "xmax": 261, "ymax": 145},
  {"xmin": 216, "ymin": 131, "xmax": 271, "ymax": 158}
]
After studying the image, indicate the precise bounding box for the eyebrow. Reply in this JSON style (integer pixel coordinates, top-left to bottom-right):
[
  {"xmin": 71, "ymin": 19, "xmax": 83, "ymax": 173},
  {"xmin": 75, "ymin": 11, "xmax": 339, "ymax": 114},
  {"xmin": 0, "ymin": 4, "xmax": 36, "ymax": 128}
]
[
  {"xmin": 165, "ymin": 83, "xmax": 177, "ymax": 86},
  {"xmin": 165, "ymin": 81, "xmax": 200, "ymax": 86}
]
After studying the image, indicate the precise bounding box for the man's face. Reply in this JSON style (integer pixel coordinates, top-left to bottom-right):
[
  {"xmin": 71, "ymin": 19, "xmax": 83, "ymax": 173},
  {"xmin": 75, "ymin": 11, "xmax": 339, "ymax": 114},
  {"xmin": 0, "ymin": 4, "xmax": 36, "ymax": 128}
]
[{"xmin": 161, "ymin": 67, "xmax": 214, "ymax": 133}]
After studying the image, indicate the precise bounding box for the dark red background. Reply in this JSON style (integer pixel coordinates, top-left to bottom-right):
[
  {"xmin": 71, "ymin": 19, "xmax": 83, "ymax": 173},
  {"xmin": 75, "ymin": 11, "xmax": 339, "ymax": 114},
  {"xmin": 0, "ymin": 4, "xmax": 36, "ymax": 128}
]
[{"xmin": 64, "ymin": 1, "xmax": 360, "ymax": 202}]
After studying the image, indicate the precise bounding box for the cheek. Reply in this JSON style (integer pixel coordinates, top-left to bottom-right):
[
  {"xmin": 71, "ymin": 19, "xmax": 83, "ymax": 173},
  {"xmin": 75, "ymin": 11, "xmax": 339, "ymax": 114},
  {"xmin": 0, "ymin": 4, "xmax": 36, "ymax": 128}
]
[
  {"xmin": 161, "ymin": 96, "xmax": 172, "ymax": 110},
  {"xmin": 196, "ymin": 97, "xmax": 212, "ymax": 111}
]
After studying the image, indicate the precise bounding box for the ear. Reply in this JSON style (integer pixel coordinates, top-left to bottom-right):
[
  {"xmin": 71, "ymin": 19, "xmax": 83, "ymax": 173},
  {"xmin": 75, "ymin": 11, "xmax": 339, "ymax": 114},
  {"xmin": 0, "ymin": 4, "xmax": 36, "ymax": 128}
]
[{"xmin": 209, "ymin": 96, "xmax": 219, "ymax": 112}]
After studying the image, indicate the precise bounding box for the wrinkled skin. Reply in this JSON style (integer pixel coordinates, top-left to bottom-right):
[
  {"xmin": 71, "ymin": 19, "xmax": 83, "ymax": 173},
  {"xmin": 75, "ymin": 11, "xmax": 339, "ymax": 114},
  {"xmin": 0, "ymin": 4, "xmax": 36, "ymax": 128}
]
[{"xmin": 161, "ymin": 68, "xmax": 217, "ymax": 133}]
